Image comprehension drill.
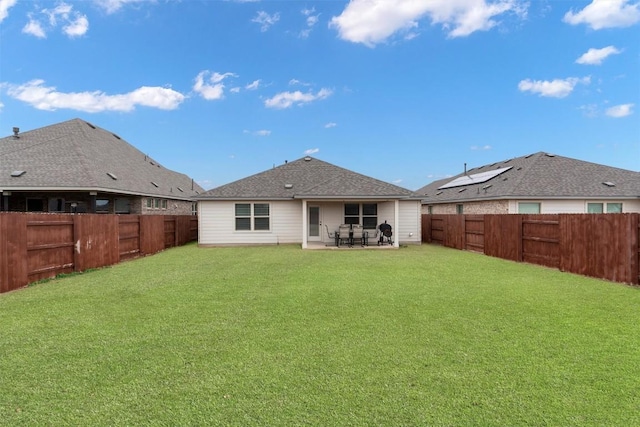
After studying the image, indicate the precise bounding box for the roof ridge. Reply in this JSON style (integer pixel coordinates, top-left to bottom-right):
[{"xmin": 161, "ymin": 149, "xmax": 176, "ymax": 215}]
[{"xmin": 68, "ymin": 119, "xmax": 100, "ymax": 188}]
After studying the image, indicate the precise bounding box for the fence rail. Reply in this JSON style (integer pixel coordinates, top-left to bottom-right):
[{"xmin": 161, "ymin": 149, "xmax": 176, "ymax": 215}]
[
  {"xmin": 422, "ymin": 214, "xmax": 639, "ymax": 286},
  {"xmin": 0, "ymin": 213, "xmax": 198, "ymax": 293}
]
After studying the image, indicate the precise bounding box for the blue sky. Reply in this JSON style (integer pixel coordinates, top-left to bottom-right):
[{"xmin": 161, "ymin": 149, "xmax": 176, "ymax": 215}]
[{"xmin": 1, "ymin": 0, "xmax": 638, "ymax": 190}]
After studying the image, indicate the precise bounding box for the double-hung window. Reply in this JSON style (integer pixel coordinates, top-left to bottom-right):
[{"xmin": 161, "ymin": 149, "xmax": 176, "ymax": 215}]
[{"xmin": 235, "ymin": 203, "xmax": 270, "ymax": 231}]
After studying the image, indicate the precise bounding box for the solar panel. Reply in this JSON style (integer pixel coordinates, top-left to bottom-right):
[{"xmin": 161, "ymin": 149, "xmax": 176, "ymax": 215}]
[{"xmin": 438, "ymin": 166, "xmax": 512, "ymax": 189}]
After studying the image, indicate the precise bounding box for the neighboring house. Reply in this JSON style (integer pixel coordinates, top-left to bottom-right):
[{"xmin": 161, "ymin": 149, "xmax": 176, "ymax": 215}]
[
  {"xmin": 196, "ymin": 156, "xmax": 422, "ymax": 248},
  {"xmin": 0, "ymin": 118, "xmax": 203, "ymax": 214},
  {"xmin": 416, "ymin": 152, "xmax": 640, "ymax": 215}
]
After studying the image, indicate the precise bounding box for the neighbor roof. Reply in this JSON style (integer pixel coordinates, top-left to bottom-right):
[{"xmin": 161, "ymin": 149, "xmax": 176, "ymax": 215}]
[
  {"xmin": 197, "ymin": 156, "xmax": 416, "ymax": 200},
  {"xmin": 0, "ymin": 118, "xmax": 203, "ymax": 199},
  {"xmin": 415, "ymin": 152, "xmax": 640, "ymax": 203}
]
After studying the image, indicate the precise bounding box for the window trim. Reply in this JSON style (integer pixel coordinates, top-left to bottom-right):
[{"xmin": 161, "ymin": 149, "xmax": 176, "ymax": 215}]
[{"xmin": 235, "ymin": 202, "xmax": 271, "ymax": 232}]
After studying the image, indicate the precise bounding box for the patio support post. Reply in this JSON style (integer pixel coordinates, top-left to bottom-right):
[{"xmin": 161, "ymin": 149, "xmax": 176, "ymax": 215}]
[
  {"xmin": 301, "ymin": 199, "xmax": 308, "ymax": 249},
  {"xmin": 394, "ymin": 200, "xmax": 399, "ymax": 247}
]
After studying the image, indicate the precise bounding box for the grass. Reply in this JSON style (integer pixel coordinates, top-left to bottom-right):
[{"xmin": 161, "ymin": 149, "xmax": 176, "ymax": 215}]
[{"xmin": 1, "ymin": 243, "xmax": 638, "ymax": 426}]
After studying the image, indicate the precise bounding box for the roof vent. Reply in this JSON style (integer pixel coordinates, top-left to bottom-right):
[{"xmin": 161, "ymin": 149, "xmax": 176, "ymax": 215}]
[
  {"xmin": 284, "ymin": 184, "xmax": 293, "ymax": 189},
  {"xmin": 151, "ymin": 182, "xmax": 159, "ymax": 187},
  {"xmin": 436, "ymin": 191, "xmax": 443, "ymax": 196},
  {"xmin": 86, "ymin": 122, "xmax": 96, "ymax": 129},
  {"xmin": 107, "ymin": 172, "xmax": 118, "ymax": 180},
  {"xmin": 602, "ymin": 181, "xmax": 615, "ymax": 187},
  {"xmin": 112, "ymin": 133, "xmax": 121, "ymax": 140},
  {"xmin": 545, "ymin": 153, "xmax": 555, "ymax": 157},
  {"xmin": 12, "ymin": 127, "xmax": 19, "ymax": 138},
  {"xmin": 482, "ymin": 184, "xmax": 492, "ymax": 190},
  {"xmin": 304, "ymin": 156, "xmax": 312, "ymax": 161},
  {"xmin": 458, "ymin": 188, "xmax": 467, "ymax": 193},
  {"xmin": 177, "ymin": 187, "xmax": 184, "ymax": 192},
  {"xmin": 11, "ymin": 170, "xmax": 26, "ymax": 177}
]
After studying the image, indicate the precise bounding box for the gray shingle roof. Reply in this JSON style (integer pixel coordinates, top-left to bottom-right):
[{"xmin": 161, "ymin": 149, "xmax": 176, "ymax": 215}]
[
  {"xmin": 0, "ymin": 118, "xmax": 203, "ymax": 199},
  {"xmin": 415, "ymin": 152, "xmax": 640, "ymax": 203},
  {"xmin": 197, "ymin": 156, "xmax": 416, "ymax": 200}
]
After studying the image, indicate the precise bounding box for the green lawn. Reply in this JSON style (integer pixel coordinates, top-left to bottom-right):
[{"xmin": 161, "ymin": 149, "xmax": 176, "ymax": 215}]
[{"xmin": 1, "ymin": 243, "xmax": 638, "ymax": 426}]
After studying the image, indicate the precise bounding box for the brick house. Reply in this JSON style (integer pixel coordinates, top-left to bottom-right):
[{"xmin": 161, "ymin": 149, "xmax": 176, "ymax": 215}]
[{"xmin": 0, "ymin": 119, "xmax": 203, "ymax": 214}]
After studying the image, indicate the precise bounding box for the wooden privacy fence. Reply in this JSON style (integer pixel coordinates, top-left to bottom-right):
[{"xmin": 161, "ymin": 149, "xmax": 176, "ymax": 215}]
[
  {"xmin": 422, "ymin": 214, "xmax": 639, "ymax": 286},
  {"xmin": 0, "ymin": 213, "xmax": 198, "ymax": 293}
]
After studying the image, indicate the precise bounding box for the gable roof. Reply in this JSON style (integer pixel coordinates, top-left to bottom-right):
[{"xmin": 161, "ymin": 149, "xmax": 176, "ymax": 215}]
[
  {"xmin": 197, "ymin": 156, "xmax": 415, "ymax": 200},
  {"xmin": 415, "ymin": 152, "xmax": 640, "ymax": 204},
  {"xmin": 0, "ymin": 118, "xmax": 203, "ymax": 200}
]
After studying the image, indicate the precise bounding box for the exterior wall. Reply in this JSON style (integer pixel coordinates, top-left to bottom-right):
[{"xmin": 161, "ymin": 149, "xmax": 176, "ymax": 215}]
[
  {"xmin": 199, "ymin": 199, "xmax": 422, "ymax": 246},
  {"xmin": 397, "ymin": 200, "xmax": 422, "ymax": 244},
  {"xmin": 510, "ymin": 199, "xmax": 640, "ymax": 214},
  {"xmin": 423, "ymin": 198, "xmax": 640, "ymax": 215},
  {"xmin": 199, "ymin": 200, "xmax": 302, "ymax": 245},
  {"xmin": 422, "ymin": 200, "xmax": 509, "ymax": 215}
]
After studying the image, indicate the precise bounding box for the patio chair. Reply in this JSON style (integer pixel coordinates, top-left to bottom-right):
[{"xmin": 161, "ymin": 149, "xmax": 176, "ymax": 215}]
[
  {"xmin": 351, "ymin": 224, "xmax": 365, "ymax": 246},
  {"xmin": 325, "ymin": 225, "xmax": 338, "ymax": 246},
  {"xmin": 337, "ymin": 224, "xmax": 352, "ymax": 247}
]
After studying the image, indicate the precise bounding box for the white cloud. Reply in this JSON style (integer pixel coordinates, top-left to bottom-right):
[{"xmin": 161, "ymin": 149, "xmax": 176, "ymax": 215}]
[
  {"xmin": 0, "ymin": 0, "xmax": 17, "ymax": 23},
  {"xmin": 245, "ymin": 80, "xmax": 261, "ymax": 90},
  {"xmin": 94, "ymin": 0, "xmax": 151, "ymax": 14},
  {"xmin": 300, "ymin": 7, "xmax": 320, "ymax": 38},
  {"xmin": 518, "ymin": 76, "xmax": 591, "ymax": 98},
  {"xmin": 22, "ymin": 2, "xmax": 89, "ymax": 38},
  {"xmin": 264, "ymin": 88, "xmax": 332, "ymax": 109},
  {"xmin": 289, "ymin": 79, "xmax": 312, "ymax": 87},
  {"xmin": 576, "ymin": 46, "xmax": 622, "ymax": 65},
  {"xmin": 193, "ymin": 71, "xmax": 237, "ymax": 100},
  {"xmin": 330, "ymin": 0, "xmax": 529, "ymax": 47},
  {"xmin": 252, "ymin": 11, "xmax": 280, "ymax": 32},
  {"xmin": 5, "ymin": 79, "xmax": 185, "ymax": 112},
  {"xmin": 63, "ymin": 13, "xmax": 89, "ymax": 37},
  {"xmin": 471, "ymin": 145, "xmax": 492, "ymax": 150},
  {"xmin": 23, "ymin": 18, "xmax": 46, "ymax": 38},
  {"xmin": 564, "ymin": 0, "xmax": 640, "ymax": 29},
  {"xmin": 324, "ymin": 122, "xmax": 337, "ymax": 128},
  {"xmin": 305, "ymin": 148, "xmax": 320, "ymax": 155},
  {"xmin": 606, "ymin": 103, "xmax": 634, "ymax": 117}
]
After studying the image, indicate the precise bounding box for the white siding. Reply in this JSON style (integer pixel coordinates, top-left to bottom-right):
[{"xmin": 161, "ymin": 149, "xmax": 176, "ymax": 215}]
[
  {"xmin": 199, "ymin": 200, "xmax": 302, "ymax": 245},
  {"xmin": 397, "ymin": 200, "xmax": 422, "ymax": 244}
]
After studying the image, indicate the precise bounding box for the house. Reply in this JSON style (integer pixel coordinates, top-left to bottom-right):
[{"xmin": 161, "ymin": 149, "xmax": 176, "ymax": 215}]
[
  {"xmin": 0, "ymin": 118, "xmax": 203, "ymax": 214},
  {"xmin": 416, "ymin": 152, "xmax": 640, "ymax": 214},
  {"xmin": 196, "ymin": 156, "xmax": 422, "ymax": 248}
]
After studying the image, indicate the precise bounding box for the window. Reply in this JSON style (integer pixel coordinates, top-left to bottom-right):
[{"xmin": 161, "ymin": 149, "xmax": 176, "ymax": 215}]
[
  {"xmin": 587, "ymin": 203, "xmax": 603, "ymax": 214},
  {"xmin": 518, "ymin": 202, "xmax": 541, "ymax": 214},
  {"xmin": 456, "ymin": 204, "xmax": 463, "ymax": 214},
  {"xmin": 588, "ymin": 202, "xmax": 623, "ymax": 213},
  {"xmin": 146, "ymin": 198, "xmax": 153, "ymax": 209},
  {"xmin": 235, "ymin": 203, "xmax": 251, "ymax": 230},
  {"xmin": 607, "ymin": 203, "xmax": 622, "ymax": 213},
  {"xmin": 96, "ymin": 199, "xmax": 110, "ymax": 213},
  {"xmin": 48, "ymin": 198, "xmax": 65, "ymax": 212},
  {"xmin": 115, "ymin": 198, "xmax": 130, "ymax": 214},
  {"xmin": 161, "ymin": 199, "xmax": 168, "ymax": 210},
  {"xmin": 235, "ymin": 203, "xmax": 269, "ymax": 231},
  {"xmin": 344, "ymin": 203, "xmax": 378, "ymax": 229},
  {"xmin": 254, "ymin": 203, "xmax": 270, "ymax": 230},
  {"xmin": 191, "ymin": 202, "xmax": 198, "ymax": 216},
  {"xmin": 344, "ymin": 203, "xmax": 360, "ymax": 225},
  {"xmin": 154, "ymin": 198, "xmax": 160, "ymax": 209},
  {"xmin": 427, "ymin": 205, "xmax": 433, "ymax": 214}
]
